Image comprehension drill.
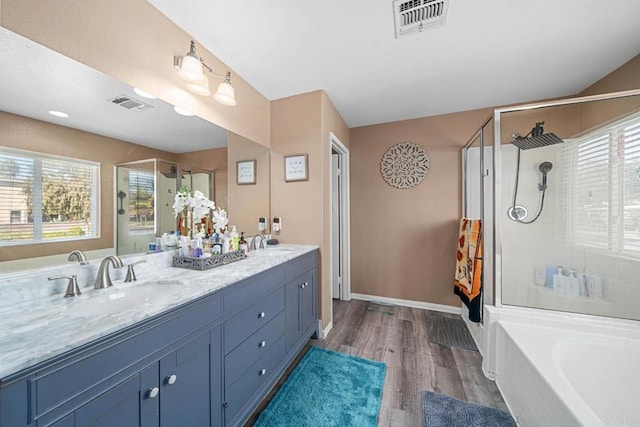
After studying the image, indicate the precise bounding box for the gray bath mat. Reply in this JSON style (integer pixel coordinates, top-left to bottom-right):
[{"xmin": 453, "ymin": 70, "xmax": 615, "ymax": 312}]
[
  {"xmin": 367, "ymin": 301, "xmax": 395, "ymax": 315},
  {"xmin": 428, "ymin": 315, "xmax": 478, "ymax": 351},
  {"xmin": 422, "ymin": 391, "xmax": 515, "ymax": 427}
]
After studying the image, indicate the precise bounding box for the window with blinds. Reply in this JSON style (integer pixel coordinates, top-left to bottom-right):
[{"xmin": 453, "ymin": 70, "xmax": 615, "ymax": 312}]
[
  {"xmin": 128, "ymin": 169, "xmax": 155, "ymax": 234},
  {"xmin": 565, "ymin": 112, "xmax": 640, "ymax": 257},
  {"xmin": 0, "ymin": 147, "xmax": 99, "ymax": 245}
]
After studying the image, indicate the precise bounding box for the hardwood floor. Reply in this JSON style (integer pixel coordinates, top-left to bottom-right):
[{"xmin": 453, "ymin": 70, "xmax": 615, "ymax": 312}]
[{"xmin": 246, "ymin": 299, "xmax": 508, "ymax": 426}]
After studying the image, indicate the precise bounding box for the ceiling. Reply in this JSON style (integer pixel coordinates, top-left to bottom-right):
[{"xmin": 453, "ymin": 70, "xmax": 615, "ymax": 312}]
[
  {"xmin": 147, "ymin": 0, "xmax": 640, "ymax": 128},
  {"xmin": 0, "ymin": 28, "xmax": 227, "ymax": 153}
]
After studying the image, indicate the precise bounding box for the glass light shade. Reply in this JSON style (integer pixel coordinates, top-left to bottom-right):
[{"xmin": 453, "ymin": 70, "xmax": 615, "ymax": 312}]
[
  {"xmin": 177, "ymin": 55, "xmax": 205, "ymax": 84},
  {"xmin": 186, "ymin": 77, "xmax": 211, "ymax": 96},
  {"xmin": 213, "ymin": 81, "xmax": 237, "ymax": 106}
]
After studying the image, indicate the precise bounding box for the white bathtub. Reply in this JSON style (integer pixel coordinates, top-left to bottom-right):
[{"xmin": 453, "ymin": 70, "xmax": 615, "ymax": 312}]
[{"xmin": 495, "ymin": 318, "xmax": 640, "ymax": 427}]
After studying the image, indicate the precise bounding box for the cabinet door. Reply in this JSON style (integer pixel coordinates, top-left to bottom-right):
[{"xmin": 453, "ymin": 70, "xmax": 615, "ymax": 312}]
[
  {"xmin": 160, "ymin": 332, "xmax": 211, "ymax": 427},
  {"xmin": 74, "ymin": 375, "xmax": 141, "ymax": 427},
  {"xmin": 301, "ymin": 269, "xmax": 317, "ymax": 334}
]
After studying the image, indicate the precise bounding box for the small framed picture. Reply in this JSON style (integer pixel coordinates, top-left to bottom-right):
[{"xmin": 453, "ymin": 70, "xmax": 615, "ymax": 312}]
[
  {"xmin": 236, "ymin": 160, "xmax": 256, "ymax": 185},
  {"xmin": 284, "ymin": 154, "xmax": 308, "ymax": 182}
]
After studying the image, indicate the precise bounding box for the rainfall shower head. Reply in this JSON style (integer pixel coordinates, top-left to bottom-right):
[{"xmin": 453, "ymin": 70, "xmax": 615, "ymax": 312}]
[{"xmin": 511, "ymin": 122, "xmax": 564, "ymax": 150}]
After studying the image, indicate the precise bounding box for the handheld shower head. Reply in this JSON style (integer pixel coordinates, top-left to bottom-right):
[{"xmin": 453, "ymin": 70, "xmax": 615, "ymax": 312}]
[
  {"xmin": 539, "ymin": 162, "xmax": 553, "ymax": 174},
  {"xmin": 539, "ymin": 161, "xmax": 553, "ymax": 190}
]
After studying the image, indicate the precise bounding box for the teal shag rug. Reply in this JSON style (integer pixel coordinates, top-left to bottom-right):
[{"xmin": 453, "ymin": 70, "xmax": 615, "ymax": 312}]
[{"xmin": 254, "ymin": 346, "xmax": 386, "ymax": 426}]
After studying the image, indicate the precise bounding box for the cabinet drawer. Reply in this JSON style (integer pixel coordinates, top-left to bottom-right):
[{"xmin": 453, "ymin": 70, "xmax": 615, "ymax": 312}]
[
  {"xmin": 224, "ymin": 336, "xmax": 286, "ymax": 423},
  {"xmin": 224, "ymin": 312, "xmax": 285, "ymax": 388},
  {"xmin": 223, "ymin": 267, "xmax": 284, "ymax": 313},
  {"xmin": 224, "ymin": 287, "xmax": 284, "ymax": 353},
  {"xmin": 284, "ymin": 251, "xmax": 316, "ymax": 282}
]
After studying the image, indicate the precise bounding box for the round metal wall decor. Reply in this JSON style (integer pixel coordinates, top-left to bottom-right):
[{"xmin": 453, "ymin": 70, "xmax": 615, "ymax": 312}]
[{"xmin": 380, "ymin": 142, "xmax": 430, "ymax": 189}]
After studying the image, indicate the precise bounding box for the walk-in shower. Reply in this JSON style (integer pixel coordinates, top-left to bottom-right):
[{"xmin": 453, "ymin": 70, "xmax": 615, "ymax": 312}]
[{"xmin": 463, "ymin": 89, "xmax": 640, "ymax": 320}]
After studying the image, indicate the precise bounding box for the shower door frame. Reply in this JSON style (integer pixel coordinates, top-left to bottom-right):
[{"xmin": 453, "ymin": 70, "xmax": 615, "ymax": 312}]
[{"xmin": 491, "ymin": 88, "xmax": 640, "ymax": 308}]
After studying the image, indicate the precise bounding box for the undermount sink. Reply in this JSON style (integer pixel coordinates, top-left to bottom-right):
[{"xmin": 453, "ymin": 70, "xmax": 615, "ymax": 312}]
[
  {"xmin": 65, "ymin": 280, "xmax": 185, "ymax": 317},
  {"xmin": 260, "ymin": 247, "xmax": 295, "ymax": 255}
]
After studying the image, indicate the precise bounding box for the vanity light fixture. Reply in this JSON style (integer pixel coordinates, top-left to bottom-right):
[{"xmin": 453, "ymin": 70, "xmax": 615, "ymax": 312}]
[{"xmin": 174, "ymin": 40, "xmax": 237, "ymax": 106}]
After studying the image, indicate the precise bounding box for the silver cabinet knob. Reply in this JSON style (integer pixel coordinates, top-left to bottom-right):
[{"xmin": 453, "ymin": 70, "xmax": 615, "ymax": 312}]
[
  {"xmin": 165, "ymin": 374, "xmax": 177, "ymax": 385},
  {"xmin": 259, "ymin": 340, "xmax": 266, "ymax": 348},
  {"xmin": 259, "ymin": 311, "xmax": 266, "ymax": 318},
  {"xmin": 147, "ymin": 387, "xmax": 159, "ymax": 399},
  {"xmin": 259, "ymin": 368, "xmax": 266, "ymax": 376},
  {"xmin": 300, "ymin": 283, "xmax": 304, "ymax": 289}
]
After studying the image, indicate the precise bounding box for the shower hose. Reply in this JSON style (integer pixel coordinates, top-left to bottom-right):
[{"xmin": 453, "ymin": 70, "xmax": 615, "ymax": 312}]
[{"xmin": 511, "ymin": 148, "xmax": 546, "ymax": 224}]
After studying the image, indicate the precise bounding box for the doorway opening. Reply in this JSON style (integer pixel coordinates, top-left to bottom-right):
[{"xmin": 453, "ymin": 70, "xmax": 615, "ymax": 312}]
[{"xmin": 330, "ymin": 133, "xmax": 351, "ymax": 304}]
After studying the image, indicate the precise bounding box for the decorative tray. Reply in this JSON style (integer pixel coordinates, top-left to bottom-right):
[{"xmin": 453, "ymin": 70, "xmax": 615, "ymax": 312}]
[{"xmin": 172, "ymin": 250, "xmax": 246, "ymax": 271}]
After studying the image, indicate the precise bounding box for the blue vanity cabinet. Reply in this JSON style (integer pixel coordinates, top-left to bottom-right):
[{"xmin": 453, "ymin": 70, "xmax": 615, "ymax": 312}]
[{"xmin": 0, "ymin": 249, "xmax": 318, "ymax": 427}]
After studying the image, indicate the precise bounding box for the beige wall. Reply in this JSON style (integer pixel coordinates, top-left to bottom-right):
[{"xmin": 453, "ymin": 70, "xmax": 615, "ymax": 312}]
[
  {"xmin": 227, "ymin": 132, "xmax": 270, "ymax": 235},
  {"xmin": 270, "ymin": 90, "xmax": 349, "ymax": 329},
  {"xmin": 0, "ymin": 0, "xmax": 270, "ymax": 148},
  {"xmin": 578, "ymin": 54, "xmax": 640, "ymax": 132},
  {"xmin": 0, "ymin": 111, "xmax": 176, "ymax": 261},
  {"xmin": 349, "ymin": 109, "xmax": 491, "ymax": 307}
]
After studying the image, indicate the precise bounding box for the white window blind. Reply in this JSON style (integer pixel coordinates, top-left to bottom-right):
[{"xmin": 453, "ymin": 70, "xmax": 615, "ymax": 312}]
[
  {"xmin": 565, "ymin": 112, "xmax": 640, "ymax": 257},
  {"xmin": 128, "ymin": 169, "xmax": 155, "ymax": 234},
  {"xmin": 0, "ymin": 147, "xmax": 99, "ymax": 245}
]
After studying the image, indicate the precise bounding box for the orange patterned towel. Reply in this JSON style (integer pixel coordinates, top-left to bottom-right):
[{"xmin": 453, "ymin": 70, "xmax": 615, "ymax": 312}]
[{"xmin": 454, "ymin": 218, "xmax": 483, "ymax": 322}]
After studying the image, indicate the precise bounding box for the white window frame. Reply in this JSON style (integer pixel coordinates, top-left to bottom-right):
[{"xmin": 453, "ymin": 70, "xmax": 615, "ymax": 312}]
[{"xmin": 0, "ymin": 146, "xmax": 100, "ymax": 246}]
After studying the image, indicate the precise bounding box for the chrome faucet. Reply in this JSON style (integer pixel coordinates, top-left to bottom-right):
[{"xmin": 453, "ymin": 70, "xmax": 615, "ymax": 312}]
[
  {"xmin": 249, "ymin": 234, "xmax": 267, "ymax": 251},
  {"xmin": 95, "ymin": 255, "xmax": 123, "ymax": 289},
  {"xmin": 68, "ymin": 250, "xmax": 88, "ymax": 265},
  {"xmin": 124, "ymin": 259, "xmax": 147, "ymax": 283}
]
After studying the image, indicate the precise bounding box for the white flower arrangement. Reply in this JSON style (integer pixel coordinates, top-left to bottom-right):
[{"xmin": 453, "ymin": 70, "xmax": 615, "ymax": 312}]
[
  {"xmin": 212, "ymin": 207, "xmax": 228, "ymax": 233},
  {"xmin": 173, "ymin": 187, "xmax": 227, "ymax": 237}
]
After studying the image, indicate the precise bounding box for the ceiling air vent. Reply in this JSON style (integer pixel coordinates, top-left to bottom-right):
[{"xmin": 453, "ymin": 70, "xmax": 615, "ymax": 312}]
[
  {"xmin": 393, "ymin": 0, "xmax": 450, "ymax": 38},
  {"xmin": 108, "ymin": 95, "xmax": 153, "ymax": 111}
]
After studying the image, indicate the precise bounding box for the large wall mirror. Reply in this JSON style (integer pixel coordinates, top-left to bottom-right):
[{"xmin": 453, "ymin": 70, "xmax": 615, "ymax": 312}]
[{"xmin": 0, "ymin": 27, "xmax": 269, "ymax": 266}]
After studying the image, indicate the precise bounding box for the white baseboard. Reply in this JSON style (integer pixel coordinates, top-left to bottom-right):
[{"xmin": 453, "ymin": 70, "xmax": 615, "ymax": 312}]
[
  {"xmin": 351, "ymin": 293, "xmax": 461, "ymax": 315},
  {"xmin": 319, "ymin": 320, "xmax": 333, "ymax": 339}
]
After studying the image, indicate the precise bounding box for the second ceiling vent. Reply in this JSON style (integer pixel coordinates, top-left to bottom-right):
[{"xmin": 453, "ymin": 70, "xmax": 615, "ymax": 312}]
[{"xmin": 393, "ymin": 0, "xmax": 450, "ymax": 38}]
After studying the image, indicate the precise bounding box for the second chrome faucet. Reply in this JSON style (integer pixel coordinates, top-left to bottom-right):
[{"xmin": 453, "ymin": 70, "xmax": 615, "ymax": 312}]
[{"xmin": 94, "ymin": 256, "xmax": 124, "ymax": 289}]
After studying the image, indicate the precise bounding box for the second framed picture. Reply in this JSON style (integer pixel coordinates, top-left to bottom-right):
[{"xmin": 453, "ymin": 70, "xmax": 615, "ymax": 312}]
[
  {"xmin": 236, "ymin": 160, "xmax": 256, "ymax": 185},
  {"xmin": 284, "ymin": 154, "xmax": 309, "ymax": 182}
]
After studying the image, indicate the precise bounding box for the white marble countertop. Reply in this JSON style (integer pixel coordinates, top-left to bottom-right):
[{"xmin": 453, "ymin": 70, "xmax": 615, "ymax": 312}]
[{"xmin": 0, "ymin": 244, "xmax": 317, "ymax": 380}]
